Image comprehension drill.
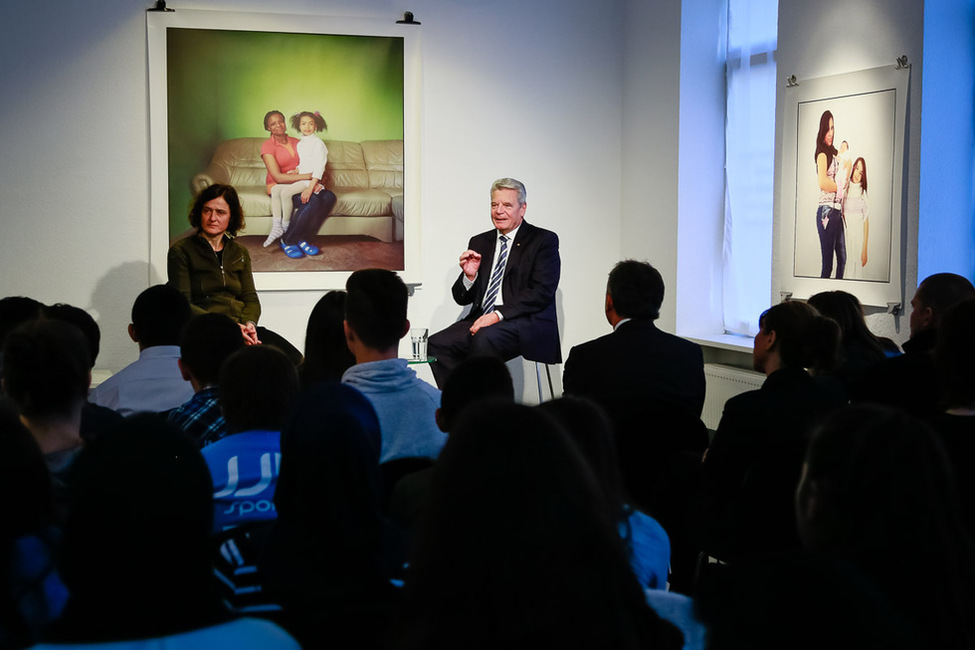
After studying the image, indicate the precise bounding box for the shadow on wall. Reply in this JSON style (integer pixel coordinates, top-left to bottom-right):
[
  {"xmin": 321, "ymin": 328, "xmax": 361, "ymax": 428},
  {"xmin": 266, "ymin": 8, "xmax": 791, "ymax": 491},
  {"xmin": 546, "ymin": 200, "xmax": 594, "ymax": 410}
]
[{"xmin": 89, "ymin": 261, "xmax": 153, "ymax": 372}]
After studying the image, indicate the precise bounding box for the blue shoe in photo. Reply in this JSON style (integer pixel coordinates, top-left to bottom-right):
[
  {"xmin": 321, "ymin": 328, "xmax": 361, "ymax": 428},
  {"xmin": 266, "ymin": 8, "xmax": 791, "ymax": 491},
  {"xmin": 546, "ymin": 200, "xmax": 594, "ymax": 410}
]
[
  {"xmin": 298, "ymin": 240, "xmax": 320, "ymax": 256},
  {"xmin": 281, "ymin": 241, "xmax": 305, "ymax": 259}
]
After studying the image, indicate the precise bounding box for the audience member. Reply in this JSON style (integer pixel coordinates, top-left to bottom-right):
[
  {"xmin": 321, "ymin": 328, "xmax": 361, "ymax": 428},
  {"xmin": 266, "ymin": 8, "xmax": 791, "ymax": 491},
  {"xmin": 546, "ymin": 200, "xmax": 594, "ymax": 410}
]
[
  {"xmin": 929, "ymin": 297, "xmax": 975, "ymax": 536},
  {"xmin": 88, "ymin": 285, "xmax": 195, "ymax": 416},
  {"xmin": 853, "ymin": 272, "xmax": 975, "ymax": 416},
  {"xmin": 387, "ymin": 355, "xmax": 515, "ymax": 531},
  {"xmin": 298, "ymin": 290, "xmax": 355, "ymax": 388},
  {"xmin": 562, "ymin": 260, "xmax": 707, "ymax": 511},
  {"xmin": 2, "ymin": 320, "xmax": 92, "ymax": 520},
  {"xmin": 0, "ymin": 405, "xmax": 67, "ymax": 648},
  {"xmin": 701, "ymin": 301, "xmax": 842, "ymax": 562},
  {"xmin": 43, "ymin": 303, "xmax": 123, "ymax": 442},
  {"xmin": 341, "ymin": 269, "xmax": 445, "ymax": 463},
  {"xmin": 794, "ymin": 405, "xmax": 975, "ymax": 649},
  {"xmin": 260, "ymin": 383, "xmax": 403, "ymax": 649},
  {"xmin": 539, "ymin": 396, "xmax": 670, "ymax": 590},
  {"xmin": 40, "ymin": 414, "xmax": 299, "ymax": 648},
  {"xmin": 43, "ymin": 304, "xmax": 101, "ymax": 368},
  {"xmin": 169, "ymin": 313, "xmax": 245, "ymax": 447},
  {"xmin": 0, "ymin": 296, "xmax": 45, "ymax": 375},
  {"xmin": 203, "ymin": 345, "xmax": 300, "ymax": 616},
  {"xmin": 393, "ymin": 400, "xmax": 683, "ymax": 650},
  {"xmin": 204, "ymin": 345, "xmax": 299, "ymax": 532},
  {"xmin": 807, "ymin": 290, "xmax": 887, "ymax": 394}
]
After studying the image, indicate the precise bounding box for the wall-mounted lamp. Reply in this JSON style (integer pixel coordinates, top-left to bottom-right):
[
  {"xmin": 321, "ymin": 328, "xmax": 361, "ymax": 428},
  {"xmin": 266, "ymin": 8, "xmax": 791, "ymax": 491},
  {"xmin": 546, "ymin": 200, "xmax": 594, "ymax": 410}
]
[
  {"xmin": 894, "ymin": 55, "xmax": 909, "ymax": 70},
  {"xmin": 785, "ymin": 74, "xmax": 798, "ymax": 87},
  {"xmin": 147, "ymin": 0, "xmax": 174, "ymax": 11}
]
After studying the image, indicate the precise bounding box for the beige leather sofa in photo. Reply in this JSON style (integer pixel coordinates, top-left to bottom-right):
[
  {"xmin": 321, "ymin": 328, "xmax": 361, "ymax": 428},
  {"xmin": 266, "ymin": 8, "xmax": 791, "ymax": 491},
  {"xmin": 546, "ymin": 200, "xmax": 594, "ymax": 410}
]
[{"xmin": 192, "ymin": 138, "xmax": 404, "ymax": 243}]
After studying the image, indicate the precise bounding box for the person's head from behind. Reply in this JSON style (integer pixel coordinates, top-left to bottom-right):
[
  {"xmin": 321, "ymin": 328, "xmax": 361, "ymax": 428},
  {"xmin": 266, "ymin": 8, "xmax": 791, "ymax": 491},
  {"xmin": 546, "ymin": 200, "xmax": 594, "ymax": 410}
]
[
  {"xmin": 45, "ymin": 303, "xmax": 100, "ymax": 368},
  {"xmin": 403, "ymin": 401, "xmax": 675, "ymax": 648},
  {"xmin": 807, "ymin": 290, "xmax": 883, "ymax": 358},
  {"xmin": 910, "ymin": 272, "xmax": 975, "ymax": 338},
  {"xmin": 344, "ymin": 269, "xmax": 409, "ymax": 358},
  {"xmin": 178, "ymin": 313, "xmax": 245, "ymax": 389},
  {"xmin": 130, "ymin": 284, "xmax": 191, "ymax": 349},
  {"xmin": 301, "ymin": 290, "xmax": 355, "ymax": 385},
  {"xmin": 219, "ymin": 345, "xmax": 300, "ymax": 434},
  {"xmin": 538, "ymin": 397, "xmax": 624, "ymax": 516},
  {"xmin": 795, "ymin": 405, "xmax": 975, "ymax": 645},
  {"xmin": 936, "ymin": 297, "xmax": 975, "ymax": 409},
  {"xmin": 273, "ymin": 383, "xmax": 384, "ymax": 547},
  {"xmin": 436, "ymin": 355, "xmax": 514, "ymax": 432},
  {"xmin": 752, "ymin": 301, "xmax": 839, "ymax": 375},
  {"xmin": 59, "ymin": 415, "xmax": 219, "ymax": 632},
  {"xmin": 188, "ymin": 183, "xmax": 245, "ymax": 237},
  {"xmin": 796, "ymin": 405, "xmax": 968, "ymax": 561},
  {"xmin": 3, "ymin": 320, "xmax": 90, "ymax": 423},
  {"xmin": 0, "ymin": 296, "xmax": 45, "ymax": 349},
  {"xmin": 605, "ymin": 260, "xmax": 664, "ymax": 324}
]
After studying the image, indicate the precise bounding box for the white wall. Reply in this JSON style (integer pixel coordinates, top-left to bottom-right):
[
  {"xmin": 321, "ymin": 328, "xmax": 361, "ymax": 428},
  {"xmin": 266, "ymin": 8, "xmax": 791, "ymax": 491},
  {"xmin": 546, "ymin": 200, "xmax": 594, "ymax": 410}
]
[
  {"xmin": 620, "ymin": 0, "xmax": 682, "ymax": 334},
  {"xmin": 0, "ymin": 0, "xmax": 626, "ymax": 384}
]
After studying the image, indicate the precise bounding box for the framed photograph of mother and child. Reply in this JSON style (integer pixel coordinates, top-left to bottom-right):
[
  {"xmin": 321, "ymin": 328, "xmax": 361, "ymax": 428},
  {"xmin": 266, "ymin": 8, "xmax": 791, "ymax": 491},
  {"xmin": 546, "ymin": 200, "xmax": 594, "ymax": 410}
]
[
  {"xmin": 147, "ymin": 9, "xmax": 421, "ymax": 290},
  {"xmin": 778, "ymin": 64, "xmax": 909, "ymax": 308}
]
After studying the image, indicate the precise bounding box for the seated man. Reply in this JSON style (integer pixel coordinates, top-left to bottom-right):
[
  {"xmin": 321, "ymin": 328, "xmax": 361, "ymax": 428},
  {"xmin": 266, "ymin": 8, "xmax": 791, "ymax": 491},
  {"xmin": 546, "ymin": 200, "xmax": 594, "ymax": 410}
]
[
  {"xmin": 168, "ymin": 313, "xmax": 245, "ymax": 447},
  {"xmin": 562, "ymin": 260, "xmax": 707, "ymax": 507},
  {"xmin": 428, "ymin": 178, "xmax": 560, "ymax": 388},
  {"xmin": 852, "ymin": 272, "xmax": 975, "ymax": 417},
  {"xmin": 88, "ymin": 285, "xmax": 194, "ymax": 416},
  {"xmin": 341, "ymin": 269, "xmax": 446, "ymax": 464}
]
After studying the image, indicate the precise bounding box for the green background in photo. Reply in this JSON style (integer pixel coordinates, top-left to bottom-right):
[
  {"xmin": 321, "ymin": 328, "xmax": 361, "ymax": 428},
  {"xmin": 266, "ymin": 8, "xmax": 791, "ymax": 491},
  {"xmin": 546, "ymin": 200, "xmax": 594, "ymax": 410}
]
[{"xmin": 166, "ymin": 28, "xmax": 404, "ymax": 235}]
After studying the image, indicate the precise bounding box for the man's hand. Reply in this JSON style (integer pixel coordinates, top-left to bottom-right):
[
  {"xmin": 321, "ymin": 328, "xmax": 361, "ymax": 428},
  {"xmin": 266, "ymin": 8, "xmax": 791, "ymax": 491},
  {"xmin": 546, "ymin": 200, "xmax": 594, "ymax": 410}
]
[
  {"xmin": 459, "ymin": 250, "xmax": 481, "ymax": 281},
  {"xmin": 240, "ymin": 322, "xmax": 261, "ymax": 346},
  {"xmin": 469, "ymin": 312, "xmax": 500, "ymax": 335}
]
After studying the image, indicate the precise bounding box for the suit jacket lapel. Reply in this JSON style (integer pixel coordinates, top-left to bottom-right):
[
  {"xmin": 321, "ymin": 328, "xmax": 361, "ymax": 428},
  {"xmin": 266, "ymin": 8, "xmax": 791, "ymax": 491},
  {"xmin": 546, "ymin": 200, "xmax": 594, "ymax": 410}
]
[{"xmin": 502, "ymin": 221, "xmax": 532, "ymax": 289}]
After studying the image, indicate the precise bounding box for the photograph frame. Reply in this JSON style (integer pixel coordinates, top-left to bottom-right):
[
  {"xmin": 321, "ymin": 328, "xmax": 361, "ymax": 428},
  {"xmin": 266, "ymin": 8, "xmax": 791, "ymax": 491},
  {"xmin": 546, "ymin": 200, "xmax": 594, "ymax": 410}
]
[
  {"xmin": 147, "ymin": 8, "xmax": 422, "ymax": 291},
  {"xmin": 777, "ymin": 64, "xmax": 909, "ymax": 308}
]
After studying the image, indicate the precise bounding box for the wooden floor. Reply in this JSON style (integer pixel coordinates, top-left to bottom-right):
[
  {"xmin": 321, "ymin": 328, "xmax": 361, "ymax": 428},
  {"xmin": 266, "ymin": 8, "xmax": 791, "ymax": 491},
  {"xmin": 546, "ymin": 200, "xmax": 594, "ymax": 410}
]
[{"xmin": 240, "ymin": 235, "xmax": 404, "ymax": 273}]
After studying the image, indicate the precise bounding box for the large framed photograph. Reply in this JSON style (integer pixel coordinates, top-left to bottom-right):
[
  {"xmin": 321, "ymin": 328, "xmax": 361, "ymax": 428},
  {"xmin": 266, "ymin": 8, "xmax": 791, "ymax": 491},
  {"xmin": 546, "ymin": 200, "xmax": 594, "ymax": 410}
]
[
  {"xmin": 778, "ymin": 65, "xmax": 909, "ymax": 308},
  {"xmin": 147, "ymin": 9, "xmax": 421, "ymax": 290}
]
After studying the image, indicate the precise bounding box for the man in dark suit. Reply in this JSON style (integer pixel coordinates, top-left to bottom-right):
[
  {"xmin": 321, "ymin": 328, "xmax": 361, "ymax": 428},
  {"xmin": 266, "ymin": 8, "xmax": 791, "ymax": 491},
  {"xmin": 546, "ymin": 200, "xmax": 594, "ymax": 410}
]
[
  {"xmin": 562, "ymin": 260, "xmax": 707, "ymax": 510},
  {"xmin": 852, "ymin": 272, "xmax": 975, "ymax": 417},
  {"xmin": 428, "ymin": 178, "xmax": 560, "ymax": 388}
]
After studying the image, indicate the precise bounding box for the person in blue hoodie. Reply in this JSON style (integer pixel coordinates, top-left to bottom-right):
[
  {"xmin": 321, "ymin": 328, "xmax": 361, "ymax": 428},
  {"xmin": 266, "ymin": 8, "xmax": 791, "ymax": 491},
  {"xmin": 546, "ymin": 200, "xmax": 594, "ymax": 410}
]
[{"xmin": 341, "ymin": 269, "xmax": 446, "ymax": 464}]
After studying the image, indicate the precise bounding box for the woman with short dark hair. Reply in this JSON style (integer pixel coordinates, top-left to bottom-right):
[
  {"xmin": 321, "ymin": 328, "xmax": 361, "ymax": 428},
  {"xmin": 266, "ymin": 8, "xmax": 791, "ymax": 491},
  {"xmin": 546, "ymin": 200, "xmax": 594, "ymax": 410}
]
[{"xmin": 167, "ymin": 184, "xmax": 300, "ymax": 361}]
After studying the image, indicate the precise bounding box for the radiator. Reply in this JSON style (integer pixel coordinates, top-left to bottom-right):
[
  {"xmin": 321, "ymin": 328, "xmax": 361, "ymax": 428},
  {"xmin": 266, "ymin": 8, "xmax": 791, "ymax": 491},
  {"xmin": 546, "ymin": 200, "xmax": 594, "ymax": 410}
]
[{"xmin": 702, "ymin": 363, "xmax": 765, "ymax": 431}]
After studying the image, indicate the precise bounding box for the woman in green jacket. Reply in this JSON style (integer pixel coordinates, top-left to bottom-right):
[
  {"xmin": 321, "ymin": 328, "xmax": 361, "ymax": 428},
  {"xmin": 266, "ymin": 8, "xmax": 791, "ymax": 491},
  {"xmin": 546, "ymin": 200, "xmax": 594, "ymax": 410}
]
[{"xmin": 168, "ymin": 184, "xmax": 300, "ymax": 362}]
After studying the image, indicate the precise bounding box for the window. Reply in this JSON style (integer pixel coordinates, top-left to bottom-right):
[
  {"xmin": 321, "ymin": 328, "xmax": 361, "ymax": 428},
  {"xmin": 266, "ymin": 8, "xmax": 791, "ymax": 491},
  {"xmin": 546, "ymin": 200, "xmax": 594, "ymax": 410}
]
[{"xmin": 721, "ymin": 0, "xmax": 778, "ymax": 335}]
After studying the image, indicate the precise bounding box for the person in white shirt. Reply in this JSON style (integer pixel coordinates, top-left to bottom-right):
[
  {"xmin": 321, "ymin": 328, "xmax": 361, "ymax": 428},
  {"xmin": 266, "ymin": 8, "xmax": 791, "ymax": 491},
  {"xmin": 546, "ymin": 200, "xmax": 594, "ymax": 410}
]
[{"xmin": 88, "ymin": 285, "xmax": 194, "ymax": 416}]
